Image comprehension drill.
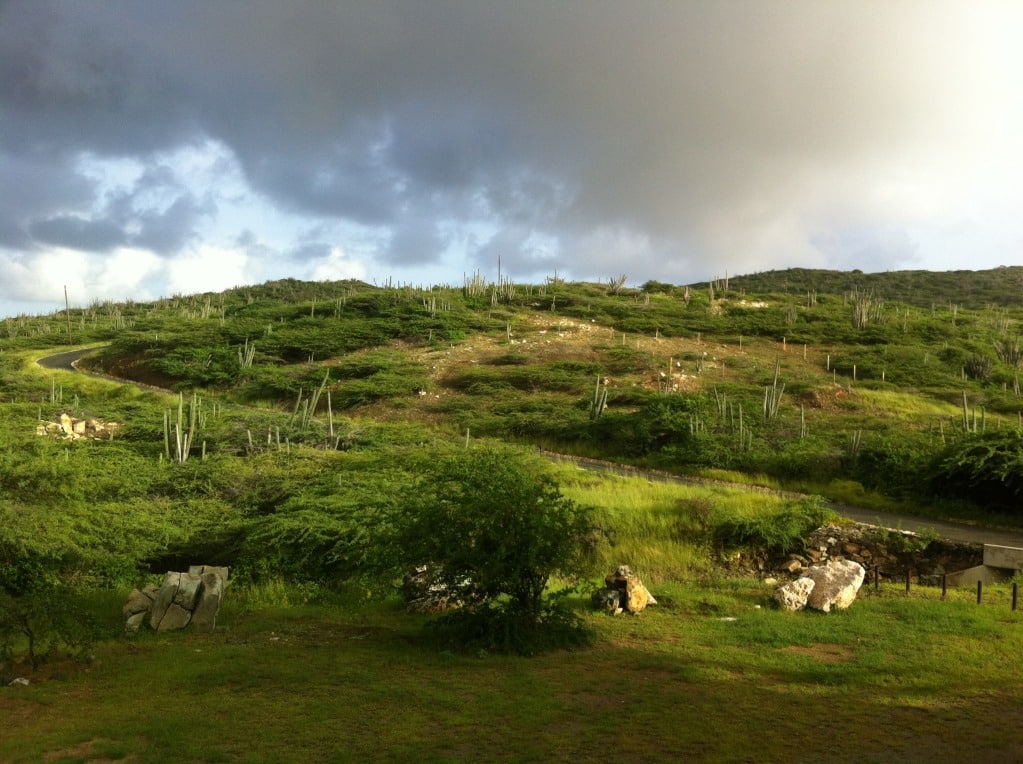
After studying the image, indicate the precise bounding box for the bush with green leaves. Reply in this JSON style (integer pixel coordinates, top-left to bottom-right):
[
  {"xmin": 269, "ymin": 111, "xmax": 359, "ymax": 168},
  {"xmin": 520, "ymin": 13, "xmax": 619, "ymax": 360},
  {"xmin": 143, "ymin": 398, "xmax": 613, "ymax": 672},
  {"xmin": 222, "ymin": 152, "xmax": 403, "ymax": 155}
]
[
  {"xmin": 393, "ymin": 445, "xmax": 597, "ymax": 654},
  {"xmin": 930, "ymin": 430, "xmax": 1023, "ymax": 513}
]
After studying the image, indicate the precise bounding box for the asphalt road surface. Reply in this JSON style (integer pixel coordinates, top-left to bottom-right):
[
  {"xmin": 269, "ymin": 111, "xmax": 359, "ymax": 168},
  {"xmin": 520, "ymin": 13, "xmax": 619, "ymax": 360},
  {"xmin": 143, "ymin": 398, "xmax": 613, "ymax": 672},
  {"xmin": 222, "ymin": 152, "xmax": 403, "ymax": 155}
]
[{"xmin": 36, "ymin": 347, "xmax": 99, "ymax": 372}]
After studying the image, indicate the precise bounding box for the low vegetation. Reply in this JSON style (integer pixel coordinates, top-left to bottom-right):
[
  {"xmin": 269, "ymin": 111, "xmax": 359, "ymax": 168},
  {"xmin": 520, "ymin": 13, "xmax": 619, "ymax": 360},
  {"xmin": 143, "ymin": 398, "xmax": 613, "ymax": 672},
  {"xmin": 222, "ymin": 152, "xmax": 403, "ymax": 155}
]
[{"xmin": 2, "ymin": 268, "xmax": 1023, "ymax": 759}]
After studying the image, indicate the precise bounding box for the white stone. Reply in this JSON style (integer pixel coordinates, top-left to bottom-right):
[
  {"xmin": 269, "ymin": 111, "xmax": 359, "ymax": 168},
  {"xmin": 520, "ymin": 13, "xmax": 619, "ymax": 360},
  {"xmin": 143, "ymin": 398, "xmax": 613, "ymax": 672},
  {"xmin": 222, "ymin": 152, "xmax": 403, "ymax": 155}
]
[
  {"xmin": 773, "ymin": 577, "xmax": 815, "ymax": 611},
  {"xmin": 803, "ymin": 559, "xmax": 865, "ymax": 612}
]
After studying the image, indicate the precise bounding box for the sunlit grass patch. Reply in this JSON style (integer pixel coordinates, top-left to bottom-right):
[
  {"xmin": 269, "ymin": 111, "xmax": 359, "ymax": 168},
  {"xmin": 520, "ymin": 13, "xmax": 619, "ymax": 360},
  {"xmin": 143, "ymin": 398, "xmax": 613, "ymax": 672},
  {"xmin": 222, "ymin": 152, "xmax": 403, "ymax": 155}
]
[{"xmin": 855, "ymin": 387, "xmax": 961, "ymax": 419}]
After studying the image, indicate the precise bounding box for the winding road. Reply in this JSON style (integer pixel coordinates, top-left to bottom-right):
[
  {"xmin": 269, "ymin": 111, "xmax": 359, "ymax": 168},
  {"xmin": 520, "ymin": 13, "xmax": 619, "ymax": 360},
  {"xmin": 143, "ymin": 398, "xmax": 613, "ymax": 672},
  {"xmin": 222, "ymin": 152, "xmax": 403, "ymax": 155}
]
[
  {"xmin": 36, "ymin": 346, "xmax": 101, "ymax": 372},
  {"xmin": 38, "ymin": 348, "xmax": 1023, "ymax": 548}
]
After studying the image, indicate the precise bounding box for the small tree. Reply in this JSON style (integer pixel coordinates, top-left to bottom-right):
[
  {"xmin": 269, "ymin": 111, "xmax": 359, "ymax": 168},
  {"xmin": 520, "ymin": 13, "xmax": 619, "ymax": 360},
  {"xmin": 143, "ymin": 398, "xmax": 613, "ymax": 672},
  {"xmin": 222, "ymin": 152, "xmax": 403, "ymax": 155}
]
[{"xmin": 396, "ymin": 445, "xmax": 596, "ymax": 653}]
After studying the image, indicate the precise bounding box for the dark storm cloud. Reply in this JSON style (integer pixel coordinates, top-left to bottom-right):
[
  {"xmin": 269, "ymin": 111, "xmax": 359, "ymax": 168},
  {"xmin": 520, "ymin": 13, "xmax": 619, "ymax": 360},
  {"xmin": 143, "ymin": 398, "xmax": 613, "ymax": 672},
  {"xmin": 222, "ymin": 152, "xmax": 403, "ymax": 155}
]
[
  {"xmin": 0, "ymin": 151, "xmax": 97, "ymax": 248},
  {"xmin": 27, "ymin": 214, "xmax": 125, "ymax": 251},
  {"xmin": 1, "ymin": 0, "xmax": 1019, "ymax": 300},
  {"xmin": 383, "ymin": 218, "xmax": 448, "ymax": 266}
]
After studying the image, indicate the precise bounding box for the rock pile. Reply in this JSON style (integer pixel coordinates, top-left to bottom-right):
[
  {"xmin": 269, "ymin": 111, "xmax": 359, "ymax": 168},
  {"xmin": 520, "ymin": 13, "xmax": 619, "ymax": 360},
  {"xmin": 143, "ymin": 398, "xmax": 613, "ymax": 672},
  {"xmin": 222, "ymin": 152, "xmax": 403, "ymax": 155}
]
[
  {"xmin": 792, "ymin": 525, "xmax": 981, "ymax": 584},
  {"xmin": 773, "ymin": 559, "xmax": 866, "ymax": 612},
  {"xmin": 123, "ymin": 566, "xmax": 228, "ymax": 634},
  {"xmin": 36, "ymin": 413, "xmax": 120, "ymax": 441},
  {"xmin": 592, "ymin": 565, "xmax": 657, "ymax": 615},
  {"xmin": 727, "ymin": 523, "xmax": 982, "ymax": 585}
]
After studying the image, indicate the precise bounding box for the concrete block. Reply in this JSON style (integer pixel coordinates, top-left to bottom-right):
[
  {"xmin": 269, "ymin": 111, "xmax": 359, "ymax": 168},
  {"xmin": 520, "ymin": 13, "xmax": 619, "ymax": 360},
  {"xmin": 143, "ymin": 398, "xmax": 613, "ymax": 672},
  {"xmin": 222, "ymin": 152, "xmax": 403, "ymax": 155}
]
[
  {"xmin": 944, "ymin": 565, "xmax": 1014, "ymax": 588},
  {"xmin": 982, "ymin": 545, "xmax": 1023, "ymax": 570}
]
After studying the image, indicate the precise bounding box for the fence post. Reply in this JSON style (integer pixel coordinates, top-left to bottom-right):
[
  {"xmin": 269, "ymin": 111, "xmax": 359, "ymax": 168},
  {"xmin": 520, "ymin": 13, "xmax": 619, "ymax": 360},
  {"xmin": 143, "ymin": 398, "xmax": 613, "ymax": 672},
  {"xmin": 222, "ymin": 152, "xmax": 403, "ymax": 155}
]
[
  {"xmin": 905, "ymin": 570, "xmax": 911, "ymax": 594},
  {"xmin": 976, "ymin": 580, "xmax": 983, "ymax": 605},
  {"xmin": 941, "ymin": 574, "xmax": 947, "ymax": 599},
  {"xmin": 1013, "ymin": 582, "xmax": 1018, "ymax": 612}
]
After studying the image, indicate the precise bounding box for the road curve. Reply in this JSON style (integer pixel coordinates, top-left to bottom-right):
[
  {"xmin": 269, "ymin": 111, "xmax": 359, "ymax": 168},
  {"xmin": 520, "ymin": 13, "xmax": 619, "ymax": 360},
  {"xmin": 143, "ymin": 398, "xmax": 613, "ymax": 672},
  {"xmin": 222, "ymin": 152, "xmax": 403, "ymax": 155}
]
[{"xmin": 36, "ymin": 347, "xmax": 100, "ymax": 372}]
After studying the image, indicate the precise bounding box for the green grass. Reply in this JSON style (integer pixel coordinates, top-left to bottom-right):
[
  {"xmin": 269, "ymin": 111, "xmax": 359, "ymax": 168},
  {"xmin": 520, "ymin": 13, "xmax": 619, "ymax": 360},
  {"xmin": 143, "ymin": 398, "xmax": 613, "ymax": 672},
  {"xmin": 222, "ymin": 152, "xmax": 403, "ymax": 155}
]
[{"xmin": 2, "ymin": 584, "xmax": 1021, "ymax": 763}]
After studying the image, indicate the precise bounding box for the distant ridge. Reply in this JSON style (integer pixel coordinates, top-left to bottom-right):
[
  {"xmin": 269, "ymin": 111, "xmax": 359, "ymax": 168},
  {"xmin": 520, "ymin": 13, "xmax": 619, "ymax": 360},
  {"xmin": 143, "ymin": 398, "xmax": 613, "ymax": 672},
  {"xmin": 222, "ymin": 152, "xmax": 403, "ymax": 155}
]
[{"xmin": 690, "ymin": 266, "xmax": 1023, "ymax": 309}]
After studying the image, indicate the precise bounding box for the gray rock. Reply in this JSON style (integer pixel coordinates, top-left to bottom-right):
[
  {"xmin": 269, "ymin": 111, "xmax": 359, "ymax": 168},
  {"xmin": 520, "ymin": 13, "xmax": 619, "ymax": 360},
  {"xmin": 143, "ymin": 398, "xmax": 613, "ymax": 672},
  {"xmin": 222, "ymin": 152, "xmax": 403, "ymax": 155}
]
[
  {"xmin": 124, "ymin": 611, "xmax": 148, "ymax": 634},
  {"xmin": 172, "ymin": 573, "xmax": 203, "ymax": 611},
  {"xmin": 190, "ymin": 572, "xmax": 225, "ymax": 633},
  {"xmin": 591, "ymin": 587, "xmax": 621, "ymax": 613},
  {"xmin": 189, "ymin": 565, "xmax": 230, "ymax": 583},
  {"xmin": 149, "ymin": 572, "xmax": 181, "ymax": 630},
  {"xmin": 122, "ymin": 588, "xmax": 154, "ymax": 617},
  {"xmin": 157, "ymin": 602, "xmax": 192, "ymax": 631}
]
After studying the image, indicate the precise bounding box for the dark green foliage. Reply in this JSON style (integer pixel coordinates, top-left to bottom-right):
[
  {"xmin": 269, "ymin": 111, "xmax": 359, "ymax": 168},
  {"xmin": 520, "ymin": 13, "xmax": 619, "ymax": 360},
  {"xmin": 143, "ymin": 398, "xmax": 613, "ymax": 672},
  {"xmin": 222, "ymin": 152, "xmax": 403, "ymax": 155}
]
[
  {"xmin": 0, "ymin": 585, "xmax": 102, "ymax": 670},
  {"xmin": 393, "ymin": 445, "xmax": 597, "ymax": 654},
  {"xmin": 853, "ymin": 436, "xmax": 932, "ymax": 497},
  {"xmin": 931, "ymin": 430, "xmax": 1023, "ymax": 513},
  {"xmin": 593, "ymin": 395, "xmax": 706, "ymax": 456},
  {"xmin": 1, "ymin": 520, "xmax": 102, "ymax": 670},
  {"xmin": 714, "ymin": 266, "xmax": 1023, "ymax": 309}
]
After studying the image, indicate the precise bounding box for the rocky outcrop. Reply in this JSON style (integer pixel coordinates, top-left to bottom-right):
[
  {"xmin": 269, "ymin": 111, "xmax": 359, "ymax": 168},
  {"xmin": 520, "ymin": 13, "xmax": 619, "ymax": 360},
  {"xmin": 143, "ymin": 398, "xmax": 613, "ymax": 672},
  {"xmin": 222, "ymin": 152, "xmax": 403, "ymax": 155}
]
[
  {"xmin": 592, "ymin": 565, "xmax": 657, "ymax": 614},
  {"xmin": 773, "ymin": 560, "xmax": 865, "ymax": 613},
  {"xmin": 36, "ymin": 413, "xmax": 120, "ymax": 441},
  {"xmin": 726, "ymin": 523, "xmax": 983, "ymax": 585},
  {"xmin": 123, "ymin": 566, "xmax": 228, "ymax": 634}
]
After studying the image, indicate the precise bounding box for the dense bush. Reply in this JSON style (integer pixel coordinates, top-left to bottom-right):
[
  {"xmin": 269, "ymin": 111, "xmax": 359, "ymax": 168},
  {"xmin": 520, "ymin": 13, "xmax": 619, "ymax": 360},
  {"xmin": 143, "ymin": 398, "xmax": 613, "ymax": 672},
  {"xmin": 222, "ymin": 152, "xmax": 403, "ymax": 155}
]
[
  {"xmin": 392, "ymin": 445, "xmax": 597, "ymax": 654},
  {"xmin": 930, "ymin": 430, "xmax": 1023, "ymax": 513}
]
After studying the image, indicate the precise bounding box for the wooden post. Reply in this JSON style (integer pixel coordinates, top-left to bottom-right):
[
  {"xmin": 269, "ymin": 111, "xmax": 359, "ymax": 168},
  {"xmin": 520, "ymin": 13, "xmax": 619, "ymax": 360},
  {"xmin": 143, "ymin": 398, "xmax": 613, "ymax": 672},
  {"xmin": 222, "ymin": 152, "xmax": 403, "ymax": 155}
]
[
  {"xmin": 976, "ymin": 580, "xmax": 983, "ymax": 605},
  {"xmin": 64, "ymin": 285, "xmax": 73, "ymax": 344},
  {"xmin": 1013, "ymin": 582, "xmax": 1018, "ymax": 611},
  {"xmin": 941, "ymin": 574, "xmax": 947, "ymax": 599},
  {"xmin": 905, "ymin": 570, "xmax": 911, "ymax": 594}
]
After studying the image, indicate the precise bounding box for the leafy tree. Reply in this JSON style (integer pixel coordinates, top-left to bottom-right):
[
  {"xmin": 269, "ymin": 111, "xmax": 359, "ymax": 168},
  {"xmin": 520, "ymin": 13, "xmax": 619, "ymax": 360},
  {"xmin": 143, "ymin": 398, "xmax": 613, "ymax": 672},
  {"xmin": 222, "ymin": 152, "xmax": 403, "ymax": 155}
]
[{"xmin": 394, "ymin": 445, "xmax": 597, "ymax": 654}]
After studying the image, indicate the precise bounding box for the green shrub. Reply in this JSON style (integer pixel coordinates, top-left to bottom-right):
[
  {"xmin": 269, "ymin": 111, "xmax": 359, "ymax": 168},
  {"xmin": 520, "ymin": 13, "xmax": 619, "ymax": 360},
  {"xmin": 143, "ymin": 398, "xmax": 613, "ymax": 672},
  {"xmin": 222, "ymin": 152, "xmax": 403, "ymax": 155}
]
[{"xmin": 713, "ymin": 496, "xmax": 834, "ymax": 554}]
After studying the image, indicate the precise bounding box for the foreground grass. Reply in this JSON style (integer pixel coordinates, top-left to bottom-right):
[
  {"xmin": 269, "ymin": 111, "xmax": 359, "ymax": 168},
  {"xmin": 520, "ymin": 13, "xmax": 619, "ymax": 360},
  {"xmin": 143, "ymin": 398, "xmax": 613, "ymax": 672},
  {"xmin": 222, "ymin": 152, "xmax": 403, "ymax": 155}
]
[{"xmin": 2, "ymin": 583, "xmax": 1021, "ymax": 763}]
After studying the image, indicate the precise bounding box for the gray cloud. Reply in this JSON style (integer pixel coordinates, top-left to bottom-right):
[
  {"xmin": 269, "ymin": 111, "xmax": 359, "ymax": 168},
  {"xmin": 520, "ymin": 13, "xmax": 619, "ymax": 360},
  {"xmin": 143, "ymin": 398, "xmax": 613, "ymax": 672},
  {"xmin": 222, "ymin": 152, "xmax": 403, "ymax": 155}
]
[
  {"xmin": 27, "ymin": 214, "xmax": 125, "ymax": 252},
  {"xmin": 1, "ymin": 0, "xmax": 1020, "ymax": 315}
]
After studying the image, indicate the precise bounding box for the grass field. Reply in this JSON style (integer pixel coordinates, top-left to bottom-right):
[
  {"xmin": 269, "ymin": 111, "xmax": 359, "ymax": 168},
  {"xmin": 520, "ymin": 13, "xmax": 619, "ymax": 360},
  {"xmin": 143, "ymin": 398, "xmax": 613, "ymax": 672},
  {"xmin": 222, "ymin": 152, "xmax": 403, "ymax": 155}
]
[{"xmin": 2, "ymin": 580, "xmax": 1021, "ymax": 763}]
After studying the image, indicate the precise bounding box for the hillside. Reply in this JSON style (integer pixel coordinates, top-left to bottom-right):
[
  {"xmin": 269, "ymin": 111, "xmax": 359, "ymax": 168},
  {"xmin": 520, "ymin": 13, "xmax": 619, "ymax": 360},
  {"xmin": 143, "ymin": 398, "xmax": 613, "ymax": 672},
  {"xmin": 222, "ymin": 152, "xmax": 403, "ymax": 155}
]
[{"xmin": 4, "ymin": 268, "xmax": 1023, "ymax": 517}]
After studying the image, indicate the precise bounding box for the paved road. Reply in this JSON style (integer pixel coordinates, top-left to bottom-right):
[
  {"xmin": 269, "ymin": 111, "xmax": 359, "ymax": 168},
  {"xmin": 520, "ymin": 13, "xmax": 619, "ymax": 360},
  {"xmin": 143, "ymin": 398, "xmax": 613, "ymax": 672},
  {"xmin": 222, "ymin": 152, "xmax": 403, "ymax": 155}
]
[
  {"xmin": 36, "ymin": 347, "xmax": 100, "ymax": 372},
  {"xmin": 38, "ymin": 349, "xmax": 1023, "ymax": 549}
]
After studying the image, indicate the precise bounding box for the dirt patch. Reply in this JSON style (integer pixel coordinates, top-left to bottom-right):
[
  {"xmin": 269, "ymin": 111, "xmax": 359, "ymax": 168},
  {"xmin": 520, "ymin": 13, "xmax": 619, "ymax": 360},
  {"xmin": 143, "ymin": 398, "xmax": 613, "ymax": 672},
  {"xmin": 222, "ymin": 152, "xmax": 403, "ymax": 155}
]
[
  {"xmin": 779, "ymin": 643, "xmax": 855, "ymax": 663},
  {"xmin": 43, "ymin": 738, "xmax": 137, "ymax": 763}
]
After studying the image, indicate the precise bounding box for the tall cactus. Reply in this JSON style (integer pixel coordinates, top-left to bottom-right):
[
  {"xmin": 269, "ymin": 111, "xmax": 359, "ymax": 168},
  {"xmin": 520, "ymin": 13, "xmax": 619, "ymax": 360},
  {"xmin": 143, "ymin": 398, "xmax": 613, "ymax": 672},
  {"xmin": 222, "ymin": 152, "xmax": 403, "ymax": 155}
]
[{"xmin": 589, "ymin": 376, "xmax": 608, "ymax": 420}]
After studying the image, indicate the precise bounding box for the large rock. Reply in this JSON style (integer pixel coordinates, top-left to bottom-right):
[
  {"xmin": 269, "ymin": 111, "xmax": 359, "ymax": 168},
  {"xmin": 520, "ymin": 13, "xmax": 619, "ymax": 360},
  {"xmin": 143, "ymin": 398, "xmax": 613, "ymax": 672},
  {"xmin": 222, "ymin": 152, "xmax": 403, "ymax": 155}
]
[
  {"xmin": 158, "ymin": 603, "xmax": 192, "ymax": 631},
  {"xmin": 773, "ymin": 577, "xmax": 815, "ymax": 612},
  {"xmin": 149, "ymin": 572, "xmax": 181, "ymax": 630},
  {"xmin": 124, "ymin": 611, "xmax": 148, "ymax": 635},
  {"xmin": 173, "ymin": 573, "xmax": 203, "ymax": 611},
  {"xmin": 804, "ymin": 559, "xmax": 865, "ymax": 612},
  {"xmin": 131, "ymin": 566, "xmax": 229, "ymax": 633},
  {"xmin": 122, "ymin": 586, "xmax": 157, "ymax": 617},
  {"xmin": 625, "ymin": 575, "xmax": 655, "ymax": 613},
  {"xmin": 597, "ymin": 565, "xmax": 657, "ymax": 614},
  {"xmin": 190, "ymin": 571, "xmax": 226, "ymax": 633}
]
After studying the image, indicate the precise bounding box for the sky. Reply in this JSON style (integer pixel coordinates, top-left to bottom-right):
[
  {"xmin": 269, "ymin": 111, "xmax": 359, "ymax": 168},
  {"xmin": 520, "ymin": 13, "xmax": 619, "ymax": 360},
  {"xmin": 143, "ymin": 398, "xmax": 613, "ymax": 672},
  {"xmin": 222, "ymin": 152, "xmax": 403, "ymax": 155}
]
[{"xmin": 2, "ymin": 1, "xmax": 1022, "ymax": 318}]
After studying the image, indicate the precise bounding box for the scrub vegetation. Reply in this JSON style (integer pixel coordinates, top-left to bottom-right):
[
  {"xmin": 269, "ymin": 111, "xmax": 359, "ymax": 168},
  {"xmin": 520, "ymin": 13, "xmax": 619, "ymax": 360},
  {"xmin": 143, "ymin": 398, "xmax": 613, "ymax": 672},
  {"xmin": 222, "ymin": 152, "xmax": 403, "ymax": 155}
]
[{"xmin": 2, "ymin": 267, "xmax": 1023, "ymax": 760}]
